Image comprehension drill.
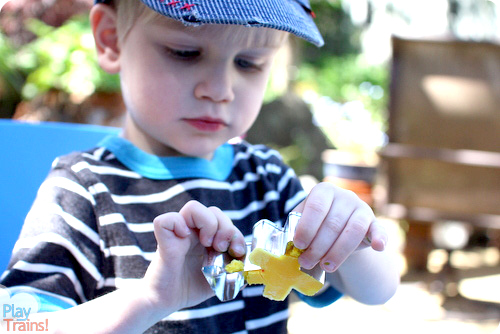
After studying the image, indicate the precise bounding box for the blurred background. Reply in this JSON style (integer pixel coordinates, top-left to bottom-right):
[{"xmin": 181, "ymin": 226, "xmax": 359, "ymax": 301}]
[{"xmin": 1, "ymin": 0, "xmax": 499, "ymax": 333}]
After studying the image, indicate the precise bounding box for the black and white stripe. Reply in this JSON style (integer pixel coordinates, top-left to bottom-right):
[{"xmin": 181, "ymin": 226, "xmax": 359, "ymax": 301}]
[{"xmin": 1, "ymin": 141, "xmax": 305, "ymax": 333}]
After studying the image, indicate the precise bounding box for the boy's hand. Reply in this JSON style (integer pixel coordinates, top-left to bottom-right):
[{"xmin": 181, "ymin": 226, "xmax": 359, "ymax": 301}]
[
  {"xmin": 292, "ymin": 182, "xmax": 387, "ymax": 273},
  {"xmin": 144, "ymin": 201, "xmax": 246, "ymax": 312}
]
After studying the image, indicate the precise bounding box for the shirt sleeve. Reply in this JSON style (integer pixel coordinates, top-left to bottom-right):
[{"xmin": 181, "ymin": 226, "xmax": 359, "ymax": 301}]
[
  {"xmin": 295, "ymin": 285, "xmax": 343, "ymax": 308},
  {"xmin": 0, "ymin": 162, "xmax": 103, "ymax": 312}
]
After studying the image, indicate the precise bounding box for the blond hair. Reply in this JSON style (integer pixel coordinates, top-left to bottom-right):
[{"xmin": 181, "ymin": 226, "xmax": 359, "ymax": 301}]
[{"xmin": 112, "ymin": 0, "xmax": 288, "ymax": 47}]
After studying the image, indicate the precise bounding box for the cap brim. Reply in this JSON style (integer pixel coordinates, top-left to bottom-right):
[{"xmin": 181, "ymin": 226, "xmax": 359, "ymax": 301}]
[{"xmin": 141, "ymin": 0, "xmax": 324, "ymax": 47}]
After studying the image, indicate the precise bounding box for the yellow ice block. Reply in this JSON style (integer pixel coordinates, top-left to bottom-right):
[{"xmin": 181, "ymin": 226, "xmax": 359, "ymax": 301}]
[
  {"xmin": 245, "ymin": 243, "xmax": 323, "ymax": 301},
  {"xmin": 225, "ymin": 259, "xmax": 244, "ymax": 273}
]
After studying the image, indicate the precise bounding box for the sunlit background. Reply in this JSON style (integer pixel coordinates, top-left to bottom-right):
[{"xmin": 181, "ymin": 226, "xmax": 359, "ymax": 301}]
[{"xmin": 1, "ymin": 0, "xmax": 499, "ymax": 333}]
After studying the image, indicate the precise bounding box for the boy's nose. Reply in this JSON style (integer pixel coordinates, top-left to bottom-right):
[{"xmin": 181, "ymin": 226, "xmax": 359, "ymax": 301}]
[{"xmin": 194, "ymin": 65, "xmax": 235, "ymax": 103}]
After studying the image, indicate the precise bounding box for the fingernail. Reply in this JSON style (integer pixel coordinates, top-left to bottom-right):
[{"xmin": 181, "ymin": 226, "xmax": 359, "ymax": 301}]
[
  {"xmin": 299, "ymin": 258, "xmax": 314, "ymax": 270},
  {"xmin": 232, "ymin": 244, "xmax": 245, "ymax": 256},
  {"xmin": 218, "ymin": 241, "xmax": 229, "ymax": 252},
  {"xmin": 322, "ymin": 261, "xmax": 337, "ymax": 272},
  {"xmin": 294, "ymin": 240, "xmax": 306, "ymax": 250}
]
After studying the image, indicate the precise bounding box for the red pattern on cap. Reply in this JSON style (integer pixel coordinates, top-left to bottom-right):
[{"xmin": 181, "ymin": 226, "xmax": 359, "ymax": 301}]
[
  {"xmin": 179, "ymin": 3, "xmax": 196, "ymax": 10},
  {"xmin": 160, "ymin": 0, "xmax": 195, "ymax": 10}
]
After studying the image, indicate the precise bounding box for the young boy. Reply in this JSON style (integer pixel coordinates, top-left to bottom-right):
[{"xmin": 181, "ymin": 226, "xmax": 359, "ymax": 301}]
[{"xmin": 1, "ymin": 0, "xmax": 399, "ymax": 333}]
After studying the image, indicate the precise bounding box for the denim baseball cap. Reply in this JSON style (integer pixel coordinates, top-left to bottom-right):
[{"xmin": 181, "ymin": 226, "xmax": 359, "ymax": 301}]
[{"xmin": 94, "ymin": 0, "xmax": 324, "ymax": 47}]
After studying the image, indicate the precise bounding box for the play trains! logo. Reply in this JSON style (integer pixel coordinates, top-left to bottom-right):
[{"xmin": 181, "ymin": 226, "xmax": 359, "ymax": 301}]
[{"xmin": 1, "ymin": 285, "xmax": 48, "ymax": 332}]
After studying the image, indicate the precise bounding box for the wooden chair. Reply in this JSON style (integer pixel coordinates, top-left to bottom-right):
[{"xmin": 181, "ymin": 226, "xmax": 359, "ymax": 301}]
[{"xmin": 377, "ymin": 36, "xmax": 500, "ymax": 271}]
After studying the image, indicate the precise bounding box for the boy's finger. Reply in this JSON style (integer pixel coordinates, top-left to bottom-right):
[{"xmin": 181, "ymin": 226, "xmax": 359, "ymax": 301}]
[
  {"xmin": 319, "ymin": 207, "xmax": 371, "ymax": 272},
  {"xmin": 293, "ymin": 182, "xmax": 335, "ymax": 250},
  {"xmin": 298, "ymin": 199, "xmax": 355, "ymax": 269},
  {"xmin": 153, "ymin": 212, "xmax": 191, "ymax": 238},
  {"xmin": 152, "ymin": 212, "xmax": 192, "ymax": 261},
  {"xmin": 366, "ymin": 219, "xmax": 388, "ymax": 252},
  {"xmin": 180, "ymin": 200, "xmax": 219, "ymax": 247},
  {"xmin": 208, "ymin": 206, "xmax": 235, "ymax": 252},
  {"xmin": 209, "ymin": 207, "xmax": 246, "ymax": 256}
]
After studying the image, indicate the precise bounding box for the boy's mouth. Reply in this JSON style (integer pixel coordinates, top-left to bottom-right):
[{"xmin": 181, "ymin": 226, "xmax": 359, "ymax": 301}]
[{"xmin": 183, "ymin": 117, "xmax": 228, "ymax": 132}]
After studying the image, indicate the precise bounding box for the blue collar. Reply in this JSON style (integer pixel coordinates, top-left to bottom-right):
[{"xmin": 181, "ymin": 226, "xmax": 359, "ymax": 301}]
[{"xmin": 99, "ymin": 136, "xmax": 234, "ymax": 181}]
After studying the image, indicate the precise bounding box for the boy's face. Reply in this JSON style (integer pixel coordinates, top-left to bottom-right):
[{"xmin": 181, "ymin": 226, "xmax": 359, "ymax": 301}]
[{"xmin": 115, "ymin": 15, "xmax": 281, "ymax": 159}]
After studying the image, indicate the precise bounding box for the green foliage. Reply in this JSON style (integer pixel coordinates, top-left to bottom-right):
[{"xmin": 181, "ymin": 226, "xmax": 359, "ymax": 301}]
[
  {"xmin": 304, "ymin": 0, "xmax": 362, "ymax": 61},
  {"xmin": 296, "ymin": 54, "xmax": 389, "ymax": 125},
  {"xmin": 0, "ymin": 34, "xmax": 25, "ymax": 117},
  {"xmin": 14, "ymin": 15, "xmax": 120, "ymax": 100},
  {"xmin": 0, "ymin": 34, "xmax": 24, "ymax": 95},
  {"xmin": 294, "ymin": 0, "xmax": 389, "ymax": 154}
]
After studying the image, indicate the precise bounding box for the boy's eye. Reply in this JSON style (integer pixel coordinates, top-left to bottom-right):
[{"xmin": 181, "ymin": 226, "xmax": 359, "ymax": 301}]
[
  {"xmin": 165, "ymin": 47, "xmax": 200, "ymax": 60},
  {"xmin": 235, "ymin": 58, "xmax": 261, "ymax": 71}
]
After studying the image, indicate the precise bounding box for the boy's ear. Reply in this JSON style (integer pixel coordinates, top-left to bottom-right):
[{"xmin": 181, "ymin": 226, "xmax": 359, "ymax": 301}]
[{"xmin": 90, "ymin": 4, "xmax": 120, "ymax": 74}]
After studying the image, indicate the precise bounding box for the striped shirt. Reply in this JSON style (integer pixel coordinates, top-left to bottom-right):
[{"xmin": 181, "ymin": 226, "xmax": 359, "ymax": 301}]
[{"xmin": 1, "ymin": 136, "xmax": 338, "ymax": 333}]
